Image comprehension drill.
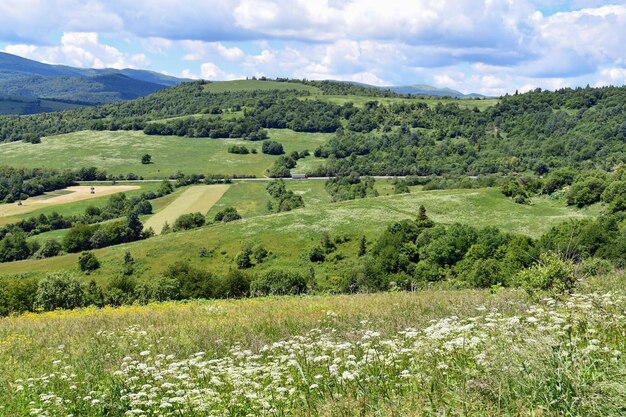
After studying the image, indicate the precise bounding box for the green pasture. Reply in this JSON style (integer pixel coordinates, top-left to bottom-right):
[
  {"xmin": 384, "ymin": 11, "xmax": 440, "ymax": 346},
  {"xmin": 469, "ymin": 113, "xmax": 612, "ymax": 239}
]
[
  {"xmin": 0, "ymin": 188, "xmax": 599, "ymax": 281},
  {"xmin": 0, "ymin": 129, "xmax": 331, "ymax": 178},
  {"xmin": 206, "ymin": 180, "xmax": 332, "ymax": 221},
  {"xmin": 24, "ymin": 185, "xmax": 187, "ymax": 244},
  {"xmin": 309, "ymin": 95, "xmax": 499, "ymax": 110},
  {"xmin": 203, "ymin": 80, "xmax": 320, "ymax": 94}
]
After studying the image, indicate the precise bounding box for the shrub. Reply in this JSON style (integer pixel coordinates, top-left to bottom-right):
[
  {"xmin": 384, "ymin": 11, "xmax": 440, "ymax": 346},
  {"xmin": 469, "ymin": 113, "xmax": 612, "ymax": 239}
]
[
  {"xmin": 463, "ymin": 258, "xmax": 506, "ymax": 288},
  {"xmin": 261, "ymin": 140, "xmax": 284, "ymax": 155},
  {"xmin": 515, "ymin": 253, "xmax": 577, "ymax": 295},
  {"xmin": 163, "ymin": 261, "xmax": 215, "ymax": 299},
  {"xmin": 217, "ymin": 270, "xmax": 251, "ymax": 298},
  {"xmin": 35, "ymin": 273, "xmax": 85, "ymax": 311},
  {"xmin": 135, "ymin": 276, "xmax": 180, "ymax": 304},
  {"xmin": 78, "ymin": 251, "xmax": 100, "ymax": 273},
  {"xmin": 566, "ymin": 177, "xmax": 607, "ymax": 207},
  {"xmin": 214, "ymin": 207, "xmax": 241, "ymax": 223},
  {"xmin": 0, "ymin": 277, "xmax": 38, "ymax": 315},
  {"xmin": 235, "ymin": 245, "xmax": 253, "ymax": 269},
  {"xmin": 173, "ymin": 212, "xmax": 206, "ymax": 231},
  {"xmin": 309, "ymin": 246, "xmax": 325, "ymax": 262},
  {"xmin": 228, "ymin": 145, "xmax": 249, "ymax": 154},
  {"xmin": 35, "ymin": 239, "xmax": 62, "ymax": 258},
  {"xmin": 251, "ymin": 269, "xmax": 308, "ymax": 296}
]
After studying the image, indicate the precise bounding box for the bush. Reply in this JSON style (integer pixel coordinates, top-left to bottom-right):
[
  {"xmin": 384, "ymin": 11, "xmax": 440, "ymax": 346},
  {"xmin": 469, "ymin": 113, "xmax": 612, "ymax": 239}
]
[
  {"xmin": 228, "ymin": 145, "xmax": 249, "ymax": 154},
  {"xmin": 173, "ymin": 212, "xmax": 206, "ymax": 231},
  {"xmin": 135, "ymin": 276, "xmax": 180, "ymax": 303},
  {"xmin": 163, "ymin": 261, "xmax": 215, "ymax": 299},
  {"xmin": 235, "ymin": 245, "xmax": 253, "ymax": 269},
  {"xmin": 106, "ymin": 275, "xmax": 136, "ymax": 306},
  {"xmin": 214, "ymin": 207, "xmax": 241, "ymax": 223},
  {"xmin": 251, "ymin": 269, "xmax": 308, "ymax": 296},
  {"xmin": 0, "ymin": 277, "xmax": 38, "ymax": 316},
  {"xmin": 217, "ymin": 270, "xmax": 251, "ymax": 298},
  {"xmin": 567, "ymin": 177, "xmax": 607, "ymax": 207},
  {"xmin": 261, "ymin": 140, "xmax": 285, "ymax": 155},
  {"xmin": 463, "ymin": 258, "xmax": 506, "ymax": 288},
  {"xmin": 78, "ymin": 251, "xmax": 100, "ymax": 273},
  {"xmin": 515, "ymin": 253, "xmax": 577, "ymax": 295},
  {"xmin": 36, "ymin": 239, "xmax": 62, "ymax": 258},
  {"xmin": 35, "ymin": 273, "xmax": 85, "ymax": 311},
  {"xmin": 309, "ymin": 246, "xmax": 325, "ymax": 262}
]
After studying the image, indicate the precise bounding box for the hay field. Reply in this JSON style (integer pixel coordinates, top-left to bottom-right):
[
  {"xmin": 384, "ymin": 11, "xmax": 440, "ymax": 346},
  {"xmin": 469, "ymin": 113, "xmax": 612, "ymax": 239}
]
[
  {"xmin": 143, "ymin": 185, "xmax": 230, "ymax": 233},
  {"xmin": 0, "ymin": 185, "xmax": 139, "ymax": 219}
]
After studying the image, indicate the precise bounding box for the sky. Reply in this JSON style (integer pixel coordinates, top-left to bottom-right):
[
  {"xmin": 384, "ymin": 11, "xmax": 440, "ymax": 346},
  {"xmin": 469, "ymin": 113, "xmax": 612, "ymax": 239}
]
[{"xmin": 0, "ymin": 0, "xmax": 625, "ymax": 96}]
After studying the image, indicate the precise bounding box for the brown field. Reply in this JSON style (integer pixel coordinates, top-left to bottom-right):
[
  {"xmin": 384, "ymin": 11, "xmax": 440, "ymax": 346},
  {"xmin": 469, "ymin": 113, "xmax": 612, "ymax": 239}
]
[{"xmin": 0, "ymin": 185, "xmax": 140, "ymax": 218}]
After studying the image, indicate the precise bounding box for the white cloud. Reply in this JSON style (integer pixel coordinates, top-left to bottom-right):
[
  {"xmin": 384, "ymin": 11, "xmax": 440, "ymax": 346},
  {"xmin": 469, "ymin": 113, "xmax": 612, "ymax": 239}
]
[
  {"xmin": 200, "ymin": 62, "xmax": 242, "ymax": 81},
  {"xmin": 181, "ymin": 41, "xmax": 244, "ymax": 62},
  {"xmin": 0, "ymin": 1, "xmax": 625, "ymax": 95},
  {"xmin": 599, "ymin": 67, "xmax": 626, "ymax": 85},
  {"xmin": 181, "ymin": 69, "xmax": 199, "ymax": 79},
  {"xmin": 4, "ymin": 32, "xmax": 148, "ymax": 69}
]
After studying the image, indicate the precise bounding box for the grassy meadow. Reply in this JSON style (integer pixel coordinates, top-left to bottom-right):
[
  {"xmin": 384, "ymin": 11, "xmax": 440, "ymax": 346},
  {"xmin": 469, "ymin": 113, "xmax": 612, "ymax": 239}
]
[
  {"xmin": 0, "ymin": 187, "xmax": 599, "ymax": 281},
  {"xmin": 203, "ymin": 79, "xmax": 321, "ymax": 94},
  {"xmin": 0, "ymin": 129, "xmax": 331, "ymax": 178},
  {"xmin": 1, "ymin": 271, "xmax": 625, "ymax": 416},
  {"xmin": 309, "ymin": 94, "xmax": 499, "ymax": 110}
]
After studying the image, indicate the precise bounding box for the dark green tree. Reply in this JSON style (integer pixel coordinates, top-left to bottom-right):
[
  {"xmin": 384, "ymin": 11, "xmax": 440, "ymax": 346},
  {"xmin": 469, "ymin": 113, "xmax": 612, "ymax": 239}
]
[{"xmin": 78, "ymin": 251, "xmax": 100, "ymax": 273}]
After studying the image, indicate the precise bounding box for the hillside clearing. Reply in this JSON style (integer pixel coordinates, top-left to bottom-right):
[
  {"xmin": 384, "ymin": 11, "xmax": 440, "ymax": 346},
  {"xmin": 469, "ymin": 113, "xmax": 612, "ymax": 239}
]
[
  {"xmin": 0, "ymin": 129, "xmax": 330, "ymax": 178},
  {"xmin": 0, "ymin": 185, "xmax": 139, "ymax": 219},
  {"xmin": 203, "ymin": 79, "xmax": 320, "ymax": 94},
  {"xmin": 143, "ymin": 185, "xmax": 230, "ymax": 234}
]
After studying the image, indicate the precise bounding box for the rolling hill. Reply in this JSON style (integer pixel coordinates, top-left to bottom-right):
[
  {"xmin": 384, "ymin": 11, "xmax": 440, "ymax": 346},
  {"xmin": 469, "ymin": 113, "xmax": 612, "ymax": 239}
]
[{"xmin": 0, "ymin": 51, "xmax": 188, "ymax": 113}]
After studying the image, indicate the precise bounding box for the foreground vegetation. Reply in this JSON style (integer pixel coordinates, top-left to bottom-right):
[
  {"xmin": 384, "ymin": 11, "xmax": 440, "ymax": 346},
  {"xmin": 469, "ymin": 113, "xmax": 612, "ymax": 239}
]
[{"xmin": 1, "ymin": 271, "xmax": 625, "ymax": 416}]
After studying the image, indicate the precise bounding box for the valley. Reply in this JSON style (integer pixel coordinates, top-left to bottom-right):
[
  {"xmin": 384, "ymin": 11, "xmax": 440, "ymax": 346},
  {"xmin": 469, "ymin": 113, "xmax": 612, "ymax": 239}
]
[{"xmin": 0, "ymin": 76, "xmax": 625, "ymax": 416}]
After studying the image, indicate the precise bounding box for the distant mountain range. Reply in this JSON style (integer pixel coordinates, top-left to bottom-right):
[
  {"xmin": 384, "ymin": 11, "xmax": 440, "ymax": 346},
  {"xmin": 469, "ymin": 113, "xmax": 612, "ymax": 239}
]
[
  {"xmin": 347, "ymin": 81, "xmax": 485, "ymax": 98},
  {"xmin": 0, "ymin": 51, "xmax": 485, "ymax": 115},
  {"xmin": 0, "ymin": 52, "xmax": 189, "ymax": 114},
  {"xmin": 384, "ymin": 84, "xmax": 485, "ymax": 98}
]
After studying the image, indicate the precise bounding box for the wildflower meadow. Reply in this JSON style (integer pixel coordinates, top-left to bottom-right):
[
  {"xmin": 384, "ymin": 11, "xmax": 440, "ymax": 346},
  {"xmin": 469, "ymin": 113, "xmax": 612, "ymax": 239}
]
[{"xmin": 2, "ymin": 273, "xmax": 626, "ymax": 416}]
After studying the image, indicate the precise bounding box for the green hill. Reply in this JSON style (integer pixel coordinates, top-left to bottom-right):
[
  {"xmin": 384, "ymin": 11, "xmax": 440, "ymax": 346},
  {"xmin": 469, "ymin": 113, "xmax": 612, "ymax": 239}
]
[
  {"xmin": 0, "ymin": 187, "xmax": 596, "ymax": 280},
  {"xmin": 0, "ymin": 52, "xmax": 188, "ymax": 113},
  {"xmin": 0, "ymin": 95, "xmax": 86, "ymax": 115}
]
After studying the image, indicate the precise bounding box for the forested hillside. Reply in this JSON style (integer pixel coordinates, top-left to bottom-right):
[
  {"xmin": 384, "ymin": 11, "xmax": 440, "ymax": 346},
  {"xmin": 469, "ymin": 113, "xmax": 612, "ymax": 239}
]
[
  {"xmin": 2, "ymin": 80, "xmax": 624, "ymax": 176},
  {"xmin": 0, "ymin": 51, "xmax": 186, "ymax": 112}
]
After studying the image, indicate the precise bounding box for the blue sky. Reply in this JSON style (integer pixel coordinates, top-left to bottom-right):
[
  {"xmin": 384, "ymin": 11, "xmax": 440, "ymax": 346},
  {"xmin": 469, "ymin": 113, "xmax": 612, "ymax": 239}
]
[{"xmin": 0, "ymin": 0, "xmax": 625, "ymax": 95}]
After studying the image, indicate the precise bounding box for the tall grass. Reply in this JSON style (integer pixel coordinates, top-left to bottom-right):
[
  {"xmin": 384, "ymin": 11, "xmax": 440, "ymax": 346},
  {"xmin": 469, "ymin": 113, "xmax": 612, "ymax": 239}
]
[{"xmin": 2, "ymin": 272, "xmax": 626, "ymax": 415}]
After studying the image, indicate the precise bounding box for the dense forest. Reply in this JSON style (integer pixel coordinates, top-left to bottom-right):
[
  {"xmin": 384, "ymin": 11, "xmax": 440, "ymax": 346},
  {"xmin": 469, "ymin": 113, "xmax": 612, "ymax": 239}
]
[{"xmin": 313, "ymin": 87, "xmax": 626, "ymax": 175}]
